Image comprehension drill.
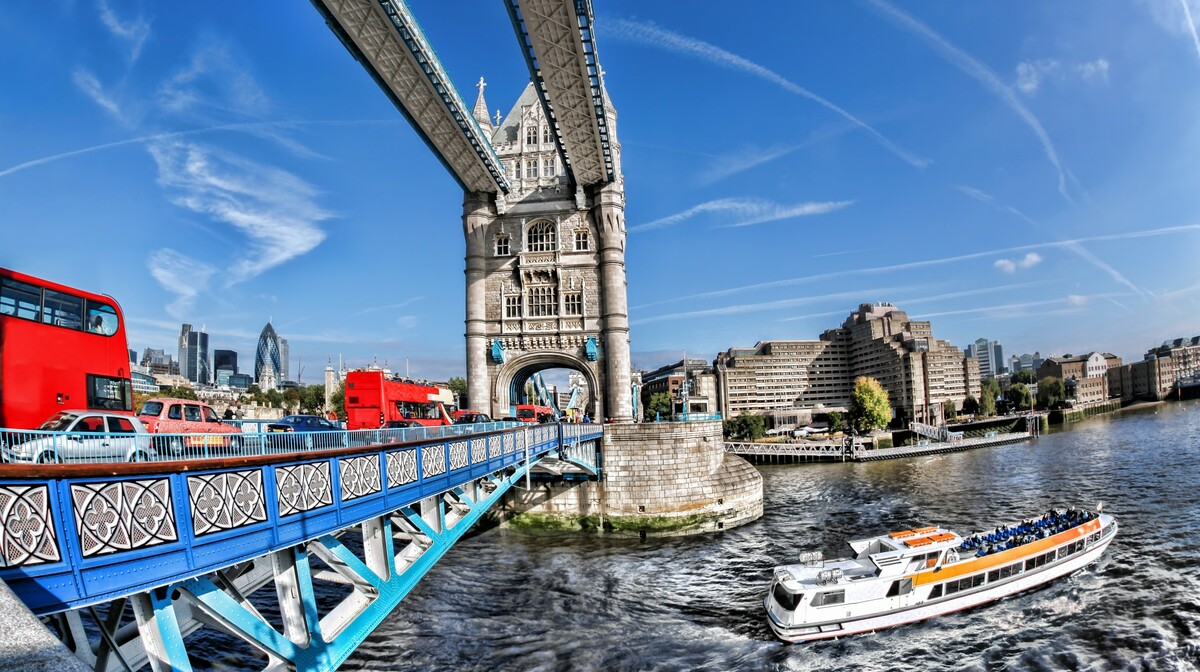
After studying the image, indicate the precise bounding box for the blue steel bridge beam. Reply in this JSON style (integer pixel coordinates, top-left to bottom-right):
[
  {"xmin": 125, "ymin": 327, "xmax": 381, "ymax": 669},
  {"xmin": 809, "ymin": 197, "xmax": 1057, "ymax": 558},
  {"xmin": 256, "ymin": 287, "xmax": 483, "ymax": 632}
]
[
  {"xmin": 506, "ymin": 0, "xmax": 615, "ymax": 187},
  {"xmin": 124, "ymin": 467, "xmax": 530, "ymax": 671},
  {"xmin": 309, "ymin": 0, "xmax": 509, "ymax": 195}
]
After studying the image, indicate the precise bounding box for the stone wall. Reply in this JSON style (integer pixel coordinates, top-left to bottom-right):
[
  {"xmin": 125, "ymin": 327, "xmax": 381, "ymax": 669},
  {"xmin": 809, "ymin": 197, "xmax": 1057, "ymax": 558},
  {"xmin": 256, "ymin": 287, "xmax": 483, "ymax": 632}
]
[{"xmin": 502, "ymin": 421, "xmax": 763, "ymax": 536}]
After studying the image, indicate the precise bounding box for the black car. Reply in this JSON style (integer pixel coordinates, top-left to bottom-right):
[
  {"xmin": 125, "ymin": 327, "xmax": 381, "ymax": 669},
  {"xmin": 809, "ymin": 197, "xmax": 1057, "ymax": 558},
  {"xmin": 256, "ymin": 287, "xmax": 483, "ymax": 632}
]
[
  {"xmin": 265, "ymin": 415, "xmax": 348, "ymax": 449},
  {"xmin": 454, "ymin": 412, "xmax": 492, "ymax": 424}
]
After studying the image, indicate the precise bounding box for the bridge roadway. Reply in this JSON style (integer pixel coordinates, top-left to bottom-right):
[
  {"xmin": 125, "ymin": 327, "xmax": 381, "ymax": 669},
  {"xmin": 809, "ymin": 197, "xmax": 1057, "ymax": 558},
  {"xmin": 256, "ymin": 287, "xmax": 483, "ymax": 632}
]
[{"xmin": 0, "ymin": 422, "xmax": 601, "ymax": 671}]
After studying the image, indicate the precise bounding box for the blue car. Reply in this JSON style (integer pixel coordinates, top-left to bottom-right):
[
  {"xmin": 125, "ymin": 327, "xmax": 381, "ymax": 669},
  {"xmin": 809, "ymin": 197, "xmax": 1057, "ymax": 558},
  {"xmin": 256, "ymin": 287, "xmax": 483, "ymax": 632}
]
[{"xmin": 266, "ymin": 415, "xmax": 347, "ymax": 450}]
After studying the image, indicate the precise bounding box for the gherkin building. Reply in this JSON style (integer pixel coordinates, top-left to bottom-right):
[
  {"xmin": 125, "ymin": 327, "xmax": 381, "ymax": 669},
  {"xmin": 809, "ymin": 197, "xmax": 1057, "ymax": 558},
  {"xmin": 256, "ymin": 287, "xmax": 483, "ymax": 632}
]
[{"xmin": 255, "ymin": 322, "xmax": 282, "ymax": 388}]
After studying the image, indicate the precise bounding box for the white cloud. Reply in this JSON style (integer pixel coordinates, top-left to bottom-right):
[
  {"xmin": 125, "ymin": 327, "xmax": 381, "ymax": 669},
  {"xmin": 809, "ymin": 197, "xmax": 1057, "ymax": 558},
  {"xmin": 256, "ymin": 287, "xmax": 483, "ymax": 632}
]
[
  {"xmin": 1066, "ymin": 294, "xmax": 1088, "ymax": 306},
  {"xmin": 631, "ymin": 197, "xmax": 851, "ymax": 233},
  {"xmin": 994, "ymin": 252, "xmax": 1041, "ymax": 273},
  {"xmin": 72, "ymin": 69, "xmax": 125, "ymax": 123},
  {"xmin": 955, "ymin": 185, "xmax": 994, "ymax": 203},
  {"xmin": 98, "ymin": 0, "xmax": 151, "ymax": 63},
  {"xmin": 1016, "ymin": 58, "xmax": 1109, "ymax": 96},
  {"xmin": 157, "ymin": 40, "xmax": 269, "ymax": 118},
  {"xmin": 147, "ymin": 140, "xmax": 330, "ymax": 284},
  {"xmin": 1076, "ymin": 58, "xmax": 1110, "ymax": 83},
  {"xmin": 147, "ymin": 249, "xmax": 216, "ymax": 318},
  {"xmin": 867, "ymin": 0, "xmax": 1071, "ymax": 201},
  {"xmin": 608, "ymin": 18, "xmax": 930, "ymax": 169}
]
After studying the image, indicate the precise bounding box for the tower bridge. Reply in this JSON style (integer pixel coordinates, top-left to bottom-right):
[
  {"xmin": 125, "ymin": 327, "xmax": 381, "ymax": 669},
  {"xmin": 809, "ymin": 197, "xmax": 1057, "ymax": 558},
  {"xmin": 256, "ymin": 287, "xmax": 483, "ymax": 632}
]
[{"xmin": 0, "ymin": 2, "xmax": 764, "ymax": 669}]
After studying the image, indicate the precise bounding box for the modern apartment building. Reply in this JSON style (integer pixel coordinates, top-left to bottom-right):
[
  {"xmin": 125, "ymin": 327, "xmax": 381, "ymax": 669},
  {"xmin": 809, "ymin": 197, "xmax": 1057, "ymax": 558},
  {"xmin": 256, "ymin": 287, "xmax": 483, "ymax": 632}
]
[{"xmin": 715, "ymin": 303, "xmax": 980, "ymax": 424}]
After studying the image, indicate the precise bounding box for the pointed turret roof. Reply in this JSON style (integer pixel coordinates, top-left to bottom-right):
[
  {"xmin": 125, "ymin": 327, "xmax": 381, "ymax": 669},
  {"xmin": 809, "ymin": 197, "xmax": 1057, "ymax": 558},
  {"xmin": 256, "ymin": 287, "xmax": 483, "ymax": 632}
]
[
  {"xmin": 491, "ymin": 82, "xmax": 540, "ymax": 145},
  {"xmin": 472, "ymin": 77, "xmax": 493, "ymax": 134}
]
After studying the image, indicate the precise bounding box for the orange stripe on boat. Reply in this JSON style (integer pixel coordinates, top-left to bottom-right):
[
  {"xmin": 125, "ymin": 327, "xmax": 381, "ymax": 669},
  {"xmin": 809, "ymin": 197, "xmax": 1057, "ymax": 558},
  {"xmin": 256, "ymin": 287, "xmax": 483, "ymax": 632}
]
[
  {"xmin": 888, "ymin": 530, "xmax": 916, "ymax": 539},
  {"xmin": 912, "ymin": 518, "xmax": 1101, "ymax": 585}
]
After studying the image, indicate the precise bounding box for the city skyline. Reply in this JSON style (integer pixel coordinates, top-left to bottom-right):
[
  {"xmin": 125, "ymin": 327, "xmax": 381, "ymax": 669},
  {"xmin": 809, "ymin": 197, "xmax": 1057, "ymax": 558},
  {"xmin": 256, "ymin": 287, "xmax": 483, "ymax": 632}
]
[{"xmin": 3, "ymin": 2, "xmax": 1200, "ymax": 380}]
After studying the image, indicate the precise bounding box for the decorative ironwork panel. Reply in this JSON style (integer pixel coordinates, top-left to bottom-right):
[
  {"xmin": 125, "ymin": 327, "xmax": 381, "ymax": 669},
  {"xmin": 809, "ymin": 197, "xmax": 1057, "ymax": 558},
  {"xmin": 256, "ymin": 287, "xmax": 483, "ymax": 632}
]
[
  {"xmin": 449, "ymin": 441, "xmax": 469, "ymax": 470},
  {"xmin": 187, "ymin": 471, "xmax": 266, "ymax": 537},
  {"xmin": 489, "ymin": 436, "xmax": 502, "ymax": 458},
  {"xmin": 71, "ymin": 479, "xmax": 178, "ymax": 558},
  {"xmin": 386, "ymin": 450, "xmax": 418, "ymax": 487},
  {"xmin": 471, "ymin": 438, "xmax": 487, "ymax": 464},
  {"xmin": 422, "ymin": 445, "xmax": 446, "ymax": 477},
  {"xmin": 275, "ymin": 462, "xmax": 333, "ymax": 517},
  {"xmin": 0, "ymin": 485, "xmax": 60, "ymax": 567},
  {"xmin": 504, "ymin": 433, "xmax": 515, "ymax": 454},
  {"xmin": 339, "ymin": 455, "xmax": 381, "ymax": 501}
]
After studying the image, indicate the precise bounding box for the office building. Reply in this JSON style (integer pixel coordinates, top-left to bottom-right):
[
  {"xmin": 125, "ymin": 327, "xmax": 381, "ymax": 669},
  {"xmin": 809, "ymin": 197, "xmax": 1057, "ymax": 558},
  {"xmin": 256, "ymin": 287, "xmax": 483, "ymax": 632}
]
[
  {"xmin": 715, "ymin": 303, "xmax": 981, "ymax": 424},
  {"xmin": 255, "ymin": 321, "xmax": 283, "ymax": 390},
  {"xmin": 214, "ymin": 349, "xmax": 238, "ymax": 375},
  {"xmin": 178, "ymin": 324, "xmax": 211, "ymax": 386},
  {"xmin": 1008, "ymin": 352, "xmax": 1044, "ymax": 374},
  {"xmin": 279, "ymin": 338, "xmax": 290, "ymax": 383},
  {"xmin": 640, "ymin": 358, "xmax": 716, "ymax": 418},
  {"xmin": 965, "ymin": 338, "xmax": 1005, "ymax": 378},
  {"xmin": 141, "ymin": 348, "xmax": 174, "ymax": 376}
]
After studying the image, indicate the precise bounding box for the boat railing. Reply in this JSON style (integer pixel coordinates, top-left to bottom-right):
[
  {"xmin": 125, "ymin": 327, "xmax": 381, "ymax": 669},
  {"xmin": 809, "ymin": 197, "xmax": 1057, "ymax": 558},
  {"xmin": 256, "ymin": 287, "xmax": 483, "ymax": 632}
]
[
  {"xmin": 817, "ymin": 568, "xmax": 843, "ymax": 585},
  {"xmin": 796, "ymin": 550, "xmax": 824, "ymax": 566}
]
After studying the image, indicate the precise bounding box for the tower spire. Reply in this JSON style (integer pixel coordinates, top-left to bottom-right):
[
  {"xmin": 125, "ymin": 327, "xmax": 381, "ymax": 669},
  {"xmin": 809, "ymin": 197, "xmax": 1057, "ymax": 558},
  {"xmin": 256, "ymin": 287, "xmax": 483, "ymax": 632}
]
[{"xmin": 472, "ymin": 77, "xmax": 493, "ymax": 134}]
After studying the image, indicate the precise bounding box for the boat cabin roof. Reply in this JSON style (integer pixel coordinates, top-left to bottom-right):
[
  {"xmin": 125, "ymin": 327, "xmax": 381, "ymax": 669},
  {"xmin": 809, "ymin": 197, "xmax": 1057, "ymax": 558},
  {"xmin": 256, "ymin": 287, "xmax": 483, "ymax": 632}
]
[{"xmin": 847, "ymin": 525, "xmax": 960, "ymax": 558}]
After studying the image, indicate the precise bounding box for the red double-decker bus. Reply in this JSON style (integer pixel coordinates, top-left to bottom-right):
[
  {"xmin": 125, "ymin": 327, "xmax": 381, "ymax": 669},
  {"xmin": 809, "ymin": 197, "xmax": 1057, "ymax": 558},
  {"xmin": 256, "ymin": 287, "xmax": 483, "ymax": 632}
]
[
  {"xmin": 516, "ymin": 404, "xmax": 557, "ymax": 423},
  {"xmin": 343, "ymin": 370, "xmax": 452, "ymax": 430},
  {"xmin": 0, "ymin": 267, "xmax": 134, "ymax": 429}
]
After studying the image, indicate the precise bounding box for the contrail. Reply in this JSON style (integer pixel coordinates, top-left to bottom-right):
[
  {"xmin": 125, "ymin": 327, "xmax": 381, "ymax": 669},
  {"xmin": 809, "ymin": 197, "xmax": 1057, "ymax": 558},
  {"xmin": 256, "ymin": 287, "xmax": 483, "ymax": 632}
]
[
  {"xmin": 866, "ymin": 0, "xmax": 1071, "ymax": 201},
  {"xmin": 0, "ymin": 119, "xmax": 398, "ymax": 179},
  {"xmin": 1181, "ymin": 0, "xmax": 1200, "ymax": 64},
  {"xmin": 608, "ymin": 18, "xmax": 930, "ymax": 169},
  {"xmin": 632, "ymin": 224, "xmax": 1200, "ymax": 309}
]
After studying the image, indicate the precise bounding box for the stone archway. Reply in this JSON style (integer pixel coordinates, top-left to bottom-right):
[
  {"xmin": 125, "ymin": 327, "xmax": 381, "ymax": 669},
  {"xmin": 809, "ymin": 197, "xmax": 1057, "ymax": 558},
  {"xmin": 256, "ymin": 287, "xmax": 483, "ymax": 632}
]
[{"xmin": 490, "ymin": 351, "xmax": 602, "ymax": 420}]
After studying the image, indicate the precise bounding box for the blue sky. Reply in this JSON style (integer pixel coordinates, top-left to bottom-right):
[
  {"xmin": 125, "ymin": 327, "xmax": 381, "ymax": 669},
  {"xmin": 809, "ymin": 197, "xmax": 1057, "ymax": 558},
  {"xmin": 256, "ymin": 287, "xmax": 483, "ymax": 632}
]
[{"xmin": 3, "ymin": 1, "xmax": 1199, "ymax": 383}]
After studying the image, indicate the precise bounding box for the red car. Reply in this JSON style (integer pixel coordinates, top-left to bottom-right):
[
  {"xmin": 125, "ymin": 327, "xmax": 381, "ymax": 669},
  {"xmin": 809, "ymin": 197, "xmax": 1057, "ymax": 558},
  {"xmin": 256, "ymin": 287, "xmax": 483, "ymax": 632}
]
[{"xmin": 137, "ymin": 397, "xmax": 242, "ymax": 453}]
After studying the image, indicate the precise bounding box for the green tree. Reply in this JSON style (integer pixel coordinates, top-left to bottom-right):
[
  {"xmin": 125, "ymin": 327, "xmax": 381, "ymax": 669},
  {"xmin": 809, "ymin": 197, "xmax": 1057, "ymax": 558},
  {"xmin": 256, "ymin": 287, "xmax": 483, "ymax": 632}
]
[
  {"xmin": 1006, "ymin": 382, "xmax": 1032, "ymax": 411},
  {"xmin": 849, "ymin": 376, "xmax": 891, "ymax": 433},
  {"xmin": 1037, "ymin": 376, "xmax": 1066, "ymax": 409},
  {"xmin": 962, "ymin": 395, "xmax": 979, "ymax": 416},
  {"xmin": 283, "ymin": 387, "xmax": 301, "ymax": 410},
  {"xmin": 723, "ymin": 414, "xmax": 766, "ymax": 440},
  {"xmin": 298, "ymin": 385, "xmax": 326, "ymax": 414},
  {"xmin": 944, "ymin": 399, "xmax": 957, "ymax": 422},
  {"xmin": 158, "ymin": 385, "xmax": 198, "ymax": 400},
  {"xmin": 447, "ymin": 376, "xmax": 468, "ymax": 407},
  {"xmin": 827, "ymin": 411, "xmax": 844, "ymax": 435},
  {"xmin": 980, "ymin": 378, "xmax": 1001, "ymax": 417},
  {"xmin": 1012, "ymin": 369, "xmax": 1037, "ymax": 384},
  {"xmin": 329, "ymin": 381, "xmax": 346, "ymax": 421},
  {"xmin": 644, "ymin": 392, "xmax": 672, "ymax": 421},
  {"xmin": 266, "ymin": 389, "xmax": 284, "ymax": 409}
]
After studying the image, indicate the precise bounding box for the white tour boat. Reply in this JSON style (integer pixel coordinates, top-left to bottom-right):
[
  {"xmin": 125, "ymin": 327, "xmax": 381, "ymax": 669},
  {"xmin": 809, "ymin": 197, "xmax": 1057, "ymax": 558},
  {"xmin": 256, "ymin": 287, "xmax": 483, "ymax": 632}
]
[{"xmin": 765, "ymin": 506, "xmax": 1117, "ymax": 642}]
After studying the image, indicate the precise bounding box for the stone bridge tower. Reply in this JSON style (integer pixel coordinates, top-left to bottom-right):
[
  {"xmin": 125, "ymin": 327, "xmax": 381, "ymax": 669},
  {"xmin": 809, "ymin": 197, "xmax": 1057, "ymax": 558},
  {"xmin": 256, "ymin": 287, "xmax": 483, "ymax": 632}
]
[{"xmin": 463, "ymin": 80, "xmax": 631, "ymax": 421}]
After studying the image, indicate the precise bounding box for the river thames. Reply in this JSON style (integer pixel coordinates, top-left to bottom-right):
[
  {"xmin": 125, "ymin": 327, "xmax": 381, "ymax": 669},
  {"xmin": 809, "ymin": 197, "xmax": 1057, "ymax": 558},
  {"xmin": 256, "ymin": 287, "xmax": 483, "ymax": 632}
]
[{"xmin": 200, "ymin": 400, "xmax": 1200, "ymax": 670}]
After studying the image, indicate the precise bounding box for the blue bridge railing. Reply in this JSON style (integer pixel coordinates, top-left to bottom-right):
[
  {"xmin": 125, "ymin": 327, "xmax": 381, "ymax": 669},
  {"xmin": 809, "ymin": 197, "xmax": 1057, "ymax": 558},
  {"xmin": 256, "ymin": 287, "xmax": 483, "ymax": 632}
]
[{"xmin": 0, "ymin": 422, "xmax": 602, "ymax": 617}]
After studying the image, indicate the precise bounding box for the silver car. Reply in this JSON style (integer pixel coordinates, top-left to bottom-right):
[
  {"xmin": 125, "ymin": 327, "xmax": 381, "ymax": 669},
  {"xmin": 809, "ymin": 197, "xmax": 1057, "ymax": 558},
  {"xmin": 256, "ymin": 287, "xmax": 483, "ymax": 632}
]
[{"xmin": 2, "ymin": 411, "xmax": 154, "ymax": 464}]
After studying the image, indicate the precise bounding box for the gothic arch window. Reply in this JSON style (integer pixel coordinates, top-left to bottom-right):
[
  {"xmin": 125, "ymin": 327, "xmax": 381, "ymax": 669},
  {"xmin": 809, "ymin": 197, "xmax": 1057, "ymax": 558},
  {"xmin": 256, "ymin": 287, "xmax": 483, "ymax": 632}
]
[
  {"xmin": 543, "ymin": 156, "xmax": 555, "ymax": 178},
  {"xmin": 526, "ymin": 221, "xmax": 556, "ymax": 252},
  {"xmin": 541, "ymin": 125, "xmax": 551, "ymax": 144},
  {"xmin": 574, "ymin": 229, "xmax": 590, "ymax": 251},
  {"xmin": 525, "ymin": 125, "xmax": 537, "ymax": 146},
  {"xmin": 495, "ymin": 234, "xmax": 510, "ymax": 256}
]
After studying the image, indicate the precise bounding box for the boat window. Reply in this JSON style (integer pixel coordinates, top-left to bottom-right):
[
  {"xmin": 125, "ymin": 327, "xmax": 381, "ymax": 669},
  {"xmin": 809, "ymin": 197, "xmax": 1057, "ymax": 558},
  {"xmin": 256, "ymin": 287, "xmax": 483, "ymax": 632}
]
[
  {"xmin": 772, "ymin": 582, "xmax": 803, "ymax": 611},
  {"xmin": 1058, "ymin": 547, "xmax": 1070, "ymax": 560},
  {"xmin": 972, "ymin": 575, "xmax": 985, "ymax": 588},
  {"xmin": 929, "ymin": 584, "xmax": 943, "ymax": 599},
  {"xmin": 1026, "ymin": 558, "xmax": 1036, "ymax": 571},
  {"xmin": 811, "ymin": 590, "xmax": 845, "ymax": 607},
  {"xmin": 885, "ymin": 578, "xmax": 913, "ymax": 597},
  {"xmin": 988, "ymin": 570, "xmax": 1000, "ymax": 583}
]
